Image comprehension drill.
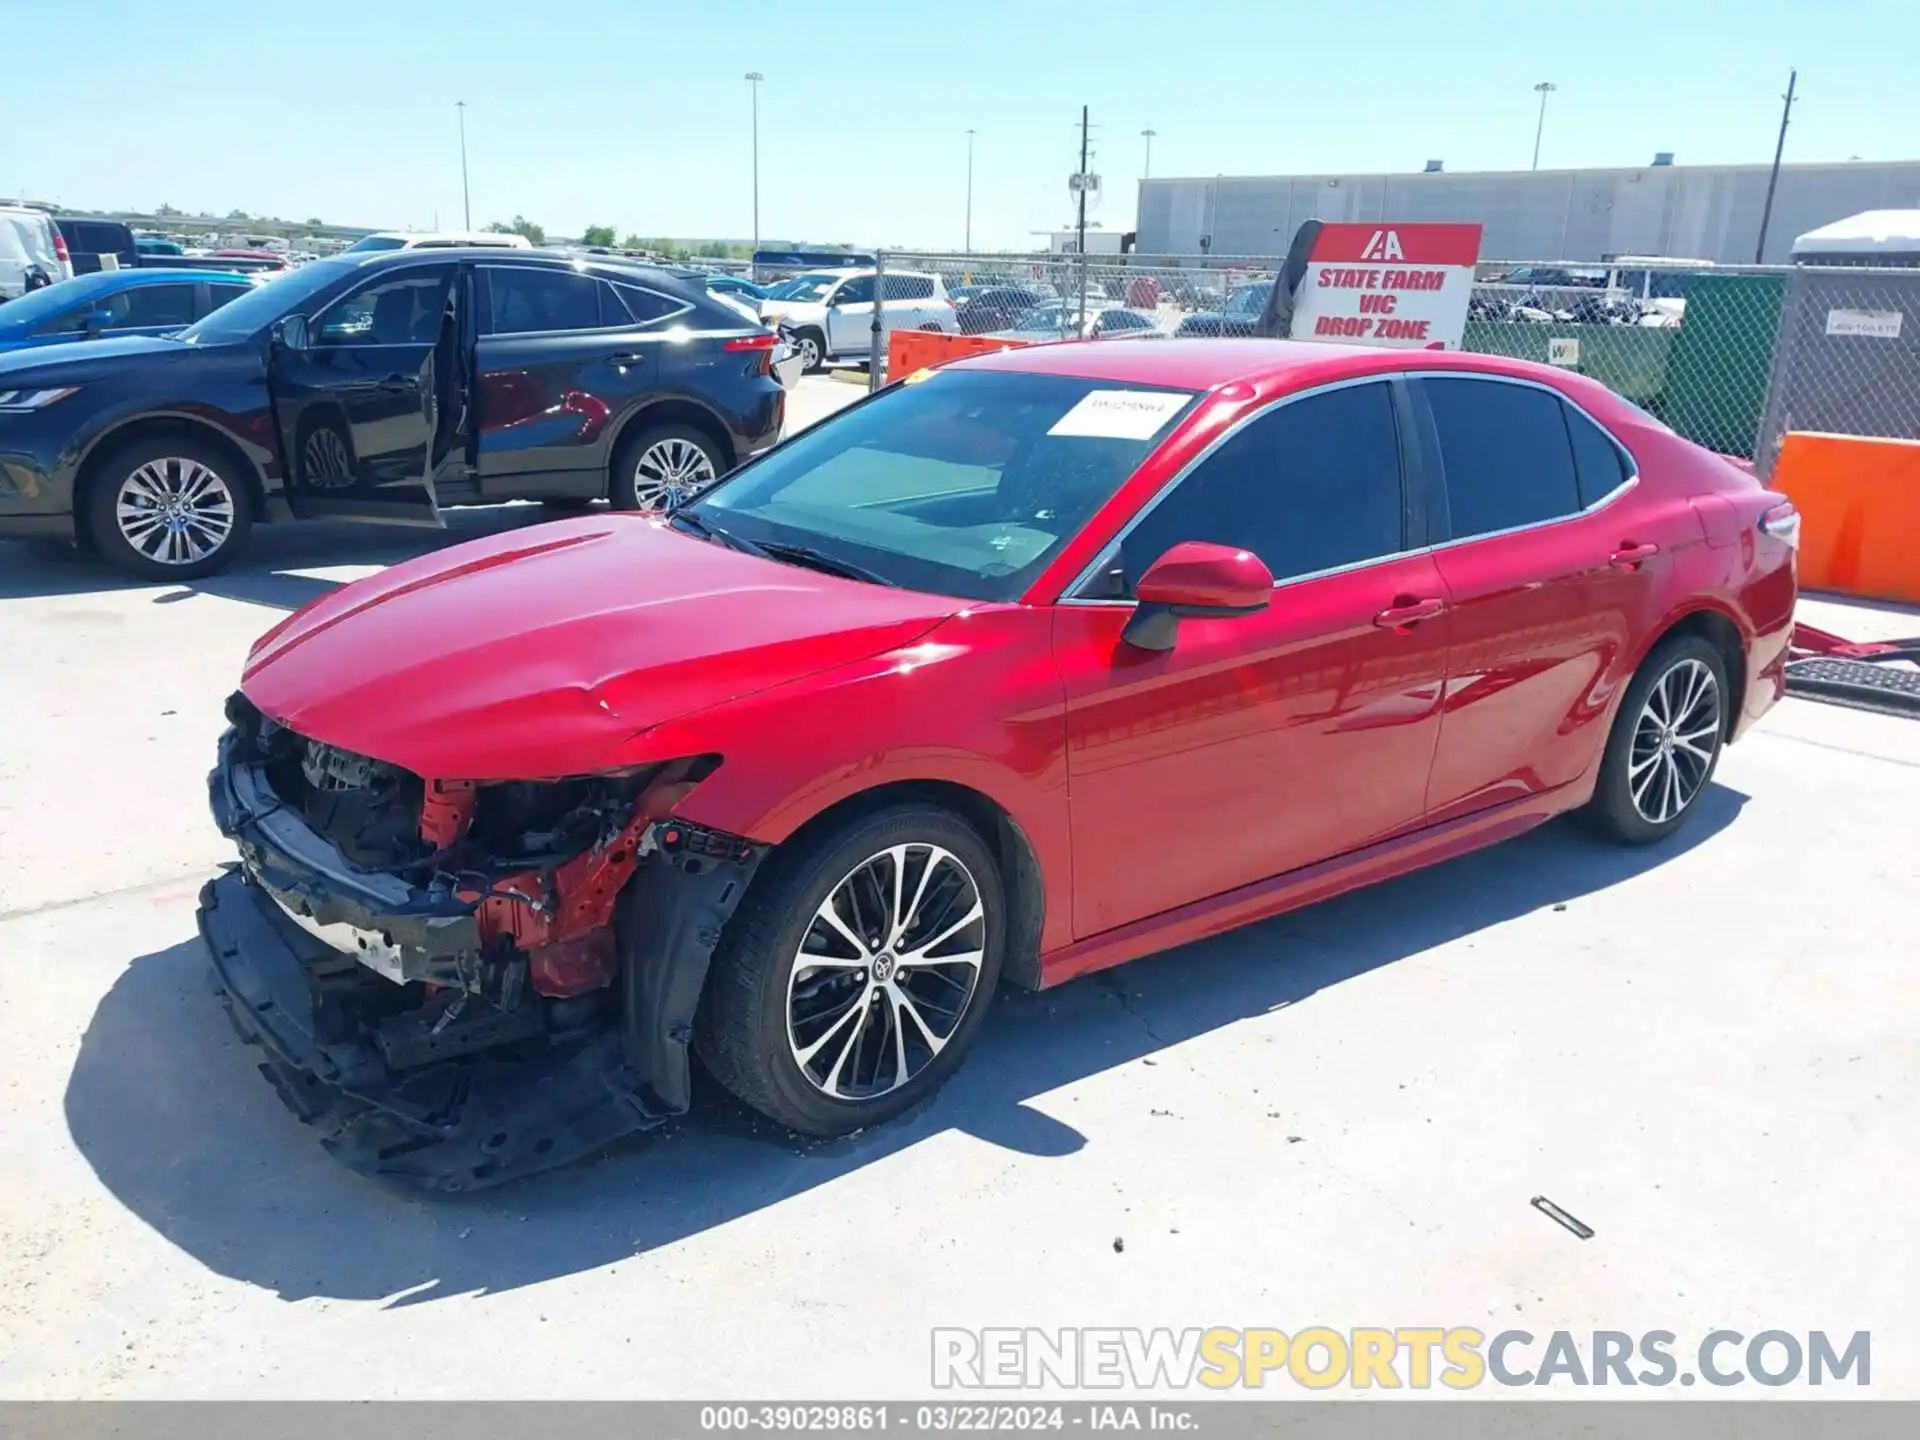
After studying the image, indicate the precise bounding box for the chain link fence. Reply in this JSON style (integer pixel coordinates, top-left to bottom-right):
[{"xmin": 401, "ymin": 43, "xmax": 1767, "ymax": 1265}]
[{"xmin": 875, "ymin": 250, "xmax": 1918, "ymax": 470}]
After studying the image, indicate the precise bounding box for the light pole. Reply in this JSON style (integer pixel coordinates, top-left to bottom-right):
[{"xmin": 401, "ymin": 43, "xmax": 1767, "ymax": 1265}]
[
  {"xmin": 1141, "ymin": 128, "xmax": 1157, "ymax": 180},
  {"xmin": 965, "ymin": 128, "xmax": 976, "ymax": 252},
  {"xmin": 1531, "ymin": 82, "xmax": 1557, "ymax": 170},
  {"xmin": 744, "ymin": 72, "xmax": 764, "ymax": 266},
  {"xmin": 455, "ymin": 100, "xmax": 471, "ymax": 229}
]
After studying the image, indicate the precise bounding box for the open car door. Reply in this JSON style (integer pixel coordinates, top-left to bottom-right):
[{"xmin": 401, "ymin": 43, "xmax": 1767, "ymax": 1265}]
[{"xmin": 269, "ymin": 261, "xmax": 455, "ymax": 525}]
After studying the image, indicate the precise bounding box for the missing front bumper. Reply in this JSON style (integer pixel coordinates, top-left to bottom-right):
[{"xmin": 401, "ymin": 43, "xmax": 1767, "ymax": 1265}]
[{"xmin": 198, "ymin": 869, "xmax": 673, "ymax": 1191}]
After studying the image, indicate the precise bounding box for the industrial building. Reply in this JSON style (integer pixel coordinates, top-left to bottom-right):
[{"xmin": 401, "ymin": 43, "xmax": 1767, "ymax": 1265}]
[{"xmin": 1135, "ymin": 158, "xmax": 1920, "ymax": 263}]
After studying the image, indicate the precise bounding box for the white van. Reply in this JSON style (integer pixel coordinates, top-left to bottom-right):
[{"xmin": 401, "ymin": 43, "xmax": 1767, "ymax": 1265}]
[
  {"xmin": 341, "ymin": 230, "xmax": 535, "ymax": 254},
  {"xmin": 0, "ymin": 206, "xmax": 72, "ymax": 288}
]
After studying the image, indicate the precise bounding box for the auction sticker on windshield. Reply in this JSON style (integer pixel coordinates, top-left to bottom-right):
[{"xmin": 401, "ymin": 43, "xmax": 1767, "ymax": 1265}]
[{"xmin": 1048, "ymin": 389, "xmax": 1192, "ymax": 440}]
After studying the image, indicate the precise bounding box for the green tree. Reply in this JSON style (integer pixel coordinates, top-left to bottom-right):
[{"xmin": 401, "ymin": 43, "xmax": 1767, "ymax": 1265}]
[
  {"xmin": 304, "ymin": 216, "xmax": 324, "ymax": 228},
  {"xmin": 155, "ymin": 202, "xmax": 180, "ymax": 217},
  {"xmin": 486, "ymin": 215, "xmax": 546, "ymax": 244},
  {"xmin": 226, "ymin": 208, "xmax": 250, "ymax": 221},
  {"xmin": 580, "ymin": 224, "xmax": 617, "ymax": 247},
  {"xmin": 620, "ymin": 233, "xmax": 647, "ymax": 251}
]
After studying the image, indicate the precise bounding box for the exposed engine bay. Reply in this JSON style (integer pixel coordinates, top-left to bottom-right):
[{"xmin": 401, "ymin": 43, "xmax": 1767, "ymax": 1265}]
[{"xmin": 201, "ymin": 692, "xmax": 765, "ymax": 1190}]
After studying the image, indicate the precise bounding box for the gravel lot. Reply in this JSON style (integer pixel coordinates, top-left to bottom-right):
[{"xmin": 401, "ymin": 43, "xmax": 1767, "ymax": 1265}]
[{"xmin": 1, "ymin": 376, "xmax": 1915, "ymax": 1398}]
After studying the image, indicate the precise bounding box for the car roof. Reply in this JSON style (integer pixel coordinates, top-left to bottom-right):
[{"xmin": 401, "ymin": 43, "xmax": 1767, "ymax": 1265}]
[
  {"xmin": 73, "ymin": 267, "xmax": 253, "ymax": 286},
  {"xmin": 951, "ymin": 337, "xmax": 1578, "ymax": 393}
]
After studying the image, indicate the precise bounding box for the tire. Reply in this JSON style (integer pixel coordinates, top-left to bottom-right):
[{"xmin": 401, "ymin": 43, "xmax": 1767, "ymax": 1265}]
[
  {"xmin": 1580, "ymin": 634, "xmax": 1730, "ymax": 845},
  {"xmin": 792, "ymin": 327, "xmax": 826, "ymax": 374},
  {"xmin": 608, "ymin": 423, "xmax": 726, "ymax": 512},
  {"xmin": 84, "ymin": 435, "xmax": 253, "ymax": 579},
  {"xmin": 696, "ymin": 804, "xmax": 1005, "ymax": 1136}
]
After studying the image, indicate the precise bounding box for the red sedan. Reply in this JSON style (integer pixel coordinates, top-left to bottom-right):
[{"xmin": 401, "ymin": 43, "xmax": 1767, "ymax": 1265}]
[{"xmin": 201, "ymin": 339, "xmax": 1798, "ymax": 1188}]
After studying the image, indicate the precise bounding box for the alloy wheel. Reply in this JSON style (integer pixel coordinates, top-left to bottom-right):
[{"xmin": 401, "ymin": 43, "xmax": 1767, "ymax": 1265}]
[
  {"xmin": 302, "ymin": 427, "xmax": 354, "ymax": 488},
  {"xmin": 1628, "ymin": 657, "xmax": 1721, "ymax": 824},
  {"xmin": 797, "ymin": 333, "xmax": 822, "ymax": 371},
  {"xmin": 631, "ymin": 437, "xmax": 718, "ymax": 511},
  {"xmin": 114, "ymin": 457, "xmax": 238, "ymax": 567},
  {"xmin": 785, "ymin": 844, "xmax": 987, "ymax": 1101}
]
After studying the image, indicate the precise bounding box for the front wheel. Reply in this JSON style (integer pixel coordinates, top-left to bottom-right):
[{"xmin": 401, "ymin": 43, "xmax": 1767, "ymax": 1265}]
[
  {"xmin": 792, "ymin": 327, "xmax": 826, "ymax": 374},
  {"xmin": 1581, "ymin": 634, "xmax": 1729, "ymax": 844},
  {"xmin": 84, "ymin": 437, "xmax": 253, "ymax": 579},
  {"xmin": 697, "ymin": 805, "xmax": 1005, "ymax": 1135}
]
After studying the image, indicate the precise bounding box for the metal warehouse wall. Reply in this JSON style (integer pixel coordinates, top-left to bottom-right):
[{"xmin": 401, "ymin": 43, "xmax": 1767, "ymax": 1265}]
[{"xmin": 1136, "ymin": 162, "xmax": 1920, "ymax": 263}]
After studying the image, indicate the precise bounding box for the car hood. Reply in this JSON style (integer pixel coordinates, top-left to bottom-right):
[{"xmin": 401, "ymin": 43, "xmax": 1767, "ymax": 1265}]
[
  {"xmin": 0, "ymin": 333, "xmax": 187, "ymax": 380},
  {"xmin": 240, "ymin": 515, "xmax": 965, "ymax": 781}
]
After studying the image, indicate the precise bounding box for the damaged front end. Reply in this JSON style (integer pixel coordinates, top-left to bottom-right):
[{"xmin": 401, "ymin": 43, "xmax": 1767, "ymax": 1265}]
[{"xmin": 199, "ymin": 693, "xmax": 763, "ymax": 1191}]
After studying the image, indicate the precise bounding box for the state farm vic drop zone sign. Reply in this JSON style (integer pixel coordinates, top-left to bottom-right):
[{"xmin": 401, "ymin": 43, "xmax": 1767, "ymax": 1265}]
[{"xmin": 1289, "ymin": 223, "xmax": 1483, "ymax": 350}]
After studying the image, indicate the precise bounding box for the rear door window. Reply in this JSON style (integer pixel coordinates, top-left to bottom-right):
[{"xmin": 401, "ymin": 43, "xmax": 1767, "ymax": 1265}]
[
  {"xmin": 117, "ymin": 283, "xmax": 198, "ymax": 328},
  {"xmin": 1421, "ymin": 376, "xmax": 1582, "ymax": 539},
  {"xmin": 612, "ymin": 283, "xmax": 693, "ymax": 326},
  {"xmin": 483, "ymin": 266, "xmax": 617, "ymax": 334}
]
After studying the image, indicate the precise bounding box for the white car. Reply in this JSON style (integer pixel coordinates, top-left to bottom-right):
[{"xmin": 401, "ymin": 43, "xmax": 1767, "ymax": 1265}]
[
  {"xmin": 0, "ymin": 206, "xmax": 72, "ymax": 297},
  {"xmin": 341, "ymin": 230, "xmax": 535, "ymax": 254},
  {"xmin": 987, "ymin": 301, "xmax": 1166, "ymax": 342},
  {"xmin": 758, "ymin": 267, "xmax": 956, "ymax": 372}
]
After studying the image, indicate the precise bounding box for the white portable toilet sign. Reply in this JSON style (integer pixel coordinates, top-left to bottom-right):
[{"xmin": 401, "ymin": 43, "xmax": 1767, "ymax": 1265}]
[{"xmin": 1289, "ymin": 223, "xmax": 1483, "ymax": 350}]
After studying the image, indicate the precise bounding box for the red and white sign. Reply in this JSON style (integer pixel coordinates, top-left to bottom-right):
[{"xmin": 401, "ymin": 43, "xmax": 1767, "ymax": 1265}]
[{"xmin": 1290, "ymin": 223, "xmax": 1483, "ymax": 350}]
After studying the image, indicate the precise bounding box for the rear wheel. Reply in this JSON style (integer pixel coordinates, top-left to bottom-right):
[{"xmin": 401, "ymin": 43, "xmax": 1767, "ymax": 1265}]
[
  {"xmin": 609, "ymin": 423, "xmax": 725, "ymax": 512},
  {"xmin": 1581, "ymin": 634, "xmax": 1729, "ymax": 844},
  {"xmin": 697, "ymin": 805, "xmax": 1004, "ymax": 1135},
  {"xmin": 84, "ymin": 436, "xmax": 253, "ymax": 579}
]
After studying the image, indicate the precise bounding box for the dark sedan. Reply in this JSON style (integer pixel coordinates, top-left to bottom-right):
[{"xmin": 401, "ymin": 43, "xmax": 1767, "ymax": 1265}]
[
  {"xmin": 0, "ymin": 249, "xmax": 785, "ymax": 577},
  {"xmin": 1173, "ymin": 281, "xmax": 1274, "ymax": 338},
  {"xmin": 955, "ymin": 285, "xmax": 1049, "ymax": 335}
]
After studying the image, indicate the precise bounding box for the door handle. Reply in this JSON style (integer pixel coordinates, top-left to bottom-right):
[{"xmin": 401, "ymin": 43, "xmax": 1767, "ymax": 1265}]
[
  {"xmin": 1610, "ymin": 541, "xmax": 1660, "ymax": 570},
  {"xmin": 376, "ymin": 374, "xmax": 412, "ymax": 393},
  {"xmin": 1372, "ymin": 597, "xmax": 1447, "ymax": 630},
  {"xmin": 607, "ymin": 352, "xmax": 645, "ymax": 366}
]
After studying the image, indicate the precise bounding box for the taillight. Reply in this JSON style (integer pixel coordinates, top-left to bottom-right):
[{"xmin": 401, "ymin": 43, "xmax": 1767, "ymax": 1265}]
[
  {"xmin": 53, "ymin": 233, "xmax": 69, "ymax": 265},
  {"xmin": 1760, "ymin": 500, "xmax": 1801, "ymax": 549},
  {"xmin": 724, "ymin": 330, "xmax": 778, "ymax": 376}
]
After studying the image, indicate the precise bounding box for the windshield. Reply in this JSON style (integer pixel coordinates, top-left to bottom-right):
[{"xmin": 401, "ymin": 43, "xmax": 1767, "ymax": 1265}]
[
  {"xmin": 176, "ymin": 258, "xmax": 353, "ymax": 344},
  {"xmin": 1224, "ymin": 283, "xmax": 1272, "ymax": 316},
  {"xmin": 692, "ymin": 368, "xmax": 1198, "ymax": 601},
  {"xmin": 767, "ymin": 273, "xmax": 840, "ymax": 302},
  {"xmin": 344, "ymin": 235, "xmax": 409, "ymax": 253},
  {"xmin": 0, "ymin": 274, "xmax": 115, "ymax": 329}
]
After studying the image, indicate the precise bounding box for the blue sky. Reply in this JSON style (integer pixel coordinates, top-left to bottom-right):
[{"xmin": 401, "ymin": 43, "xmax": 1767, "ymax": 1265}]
[{"xmin": 8, "ymin": 0, "xmax": 1916, "ymax": 248}]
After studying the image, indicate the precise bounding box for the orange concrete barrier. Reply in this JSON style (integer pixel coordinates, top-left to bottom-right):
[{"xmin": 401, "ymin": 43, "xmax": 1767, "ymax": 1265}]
[
  {"xmin": 886, "ymin": 329, "xmax": 1033, "ymax": 382},
  {"xmin": 1772, "ymin": 432, "xmax": 1920, "ymax": 604}
]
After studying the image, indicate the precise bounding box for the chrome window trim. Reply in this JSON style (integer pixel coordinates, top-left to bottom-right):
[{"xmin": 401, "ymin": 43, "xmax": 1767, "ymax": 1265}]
[{"xmin": 1059, "ymin": 366, "xmax": 1642, "ymax": 605}]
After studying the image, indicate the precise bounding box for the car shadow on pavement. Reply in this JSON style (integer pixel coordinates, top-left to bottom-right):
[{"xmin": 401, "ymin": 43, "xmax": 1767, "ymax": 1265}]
[
  {"xmin": 0, "ymin": 504, "xmax": 564, "ymax": 610},
  {"xmin": 62, "ymin": 785, "xmax": 1746, "ymax": 1306}
]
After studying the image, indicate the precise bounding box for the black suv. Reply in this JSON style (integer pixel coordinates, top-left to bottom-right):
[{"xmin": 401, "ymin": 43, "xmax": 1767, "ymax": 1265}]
[{"xmin": 0, "ymin": 249, "xmax": 785, "ymax": 577}]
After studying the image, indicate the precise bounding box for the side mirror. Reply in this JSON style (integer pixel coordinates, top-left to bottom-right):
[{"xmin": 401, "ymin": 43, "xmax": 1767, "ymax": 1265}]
[
  {"xmin": 1122, "ymin": 540, "xmax": 1273, "ymax": 652},
  {"xmin": 271, "ymin": 314, "xmax": 310, "ymax": 352},
  {"xmin": 81, "ymin": 308, "xmax": 115, "ymax": 336}
]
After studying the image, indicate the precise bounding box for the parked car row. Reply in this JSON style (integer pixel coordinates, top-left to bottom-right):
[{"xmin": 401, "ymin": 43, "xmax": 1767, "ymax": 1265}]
[{"xmin": 0, "ymin": 248, "xmax": 800, "ymax": 577}]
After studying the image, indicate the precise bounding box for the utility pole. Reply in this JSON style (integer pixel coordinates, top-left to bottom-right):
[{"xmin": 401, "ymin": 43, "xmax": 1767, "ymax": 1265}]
[
  {"xmin": 455, "ymin": 101, "xmax": 471, "ymax": 229},
  {"xmin": 1755, "ymin": 68, "xmax": 1798, "ymax": 263},
  {"xmin": 965, "ymin": 129, "xmax": 976, "ymax": 253},
  {"xmin": 1531, "ymin": 82, "xmax": 1557, "ymax": 170},
  {"xmin": 1076, "ymin": 106, "xmax": 1090, "ymax": 335},
  {"xmin": 745, "ymin": 73, "xmax": 764, "ymax": 269},
  {"xmin": 1141, "ymin": 128, "xmax": 1156, "ymax": 180}
]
